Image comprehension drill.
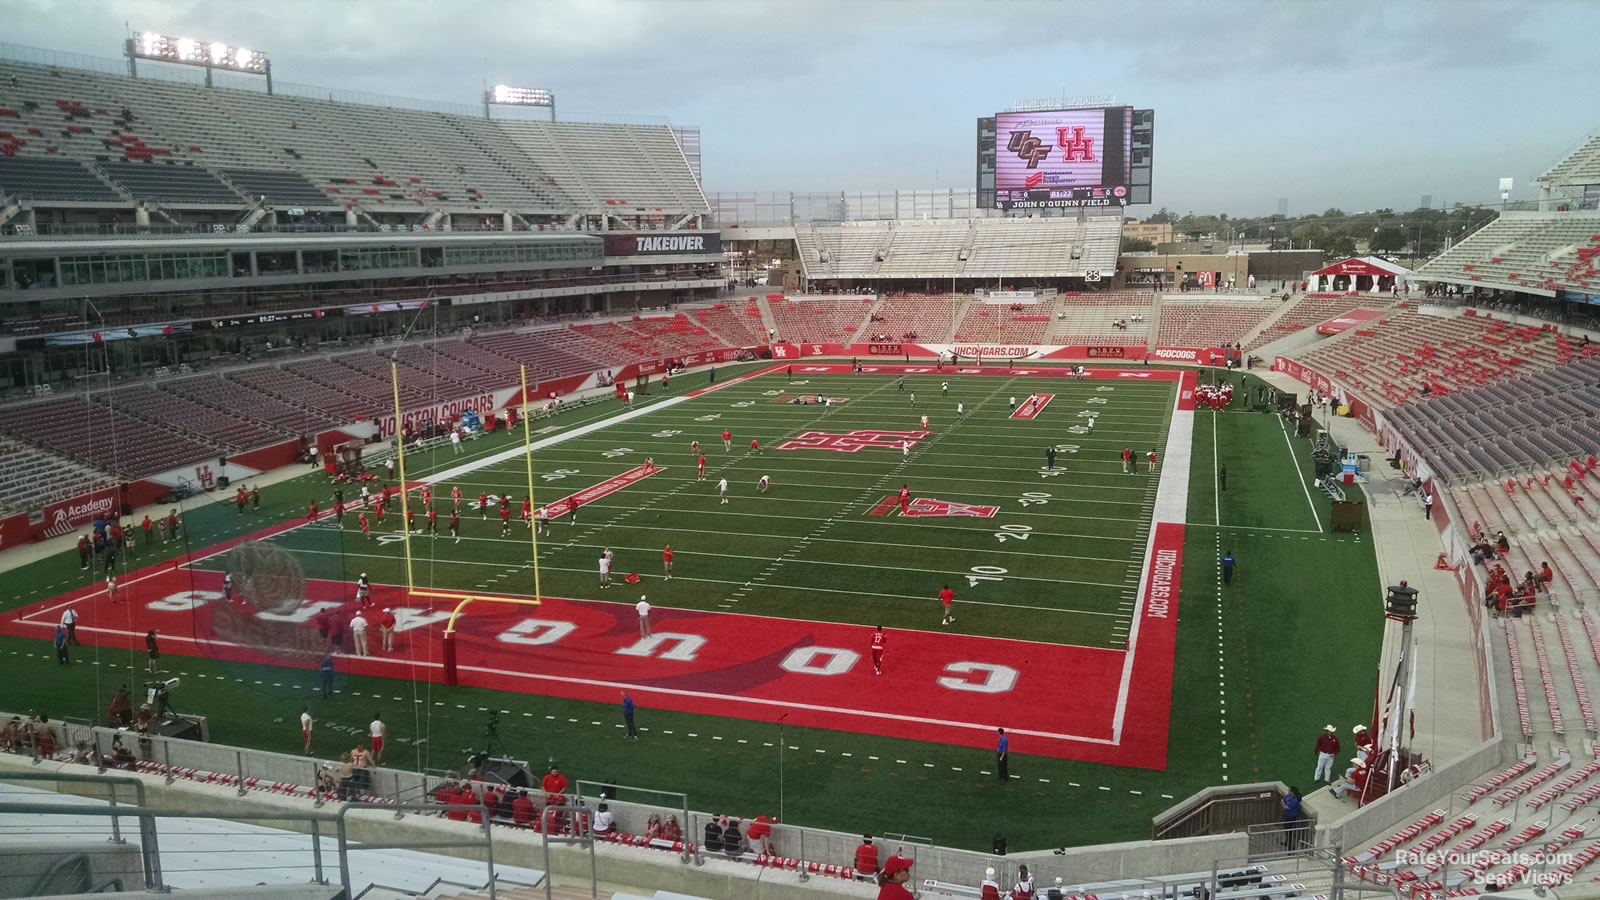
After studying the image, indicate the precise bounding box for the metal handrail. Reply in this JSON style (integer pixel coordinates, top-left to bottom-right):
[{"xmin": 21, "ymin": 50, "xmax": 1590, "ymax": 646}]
[
  {"xmin": 0, "ymin": 769, "xmax": 159, "ymax": 887},
  {"xmin": 0, "ymin": 788, "xmax": 506, "ymax": 898}
]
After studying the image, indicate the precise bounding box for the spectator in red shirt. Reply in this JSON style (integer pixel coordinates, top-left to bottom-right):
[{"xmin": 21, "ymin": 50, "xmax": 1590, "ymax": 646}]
[
  {"xmin": 1313, "ymin": 725, "xmax": 1340, "ymax": 782},
  {"xmin": 855, "ymin": 835, "xmax": 879, "ymax": 876},
  {"xmin": 541, "ymin": 765, "xmax": 567, "ymax": 803},
  {"xmin": 1538, "ymin": 562, "xmax": 1554, "ymax": 593},
  {"xmin": 511, "ymin": 789, "xmax": 536, "ymax": 826},
  {"xmin": 877, "ymin": 855, "xmax": 915, "ymax": 899},
  {"xmin": 379, "ymin": 608, "xmax": 397, "ymax": 652}
]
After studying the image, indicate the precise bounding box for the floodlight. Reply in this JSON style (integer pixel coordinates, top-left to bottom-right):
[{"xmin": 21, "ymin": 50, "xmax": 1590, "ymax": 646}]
[
  {"xmin": 128, "ymin": 31, "xmax": 273, "ymax": 91},
  {"xmin": 489, "ymin": 84, "xmax": 554, "ymax": 107}
]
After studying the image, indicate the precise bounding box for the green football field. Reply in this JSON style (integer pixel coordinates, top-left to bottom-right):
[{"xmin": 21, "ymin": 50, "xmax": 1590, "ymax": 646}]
[{"xmin": 0, "ymin": 362, "xmax": 1384, "ymax": 852}]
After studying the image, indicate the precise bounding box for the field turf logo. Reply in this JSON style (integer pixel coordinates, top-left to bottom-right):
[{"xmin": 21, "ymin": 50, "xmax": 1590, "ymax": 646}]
[
  {"xmin": 869, "ymin": 496, "xmax": 999, "ymax": 518},
  {"xmin": 777, "ymin": 430, "xmax": 927, "ymax": 453}
]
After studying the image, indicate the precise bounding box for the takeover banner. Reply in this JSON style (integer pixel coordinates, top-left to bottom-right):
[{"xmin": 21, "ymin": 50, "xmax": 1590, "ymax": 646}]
[{"xmin": 602, "ymin": 232, "xmax": 722, "ymax": 257}]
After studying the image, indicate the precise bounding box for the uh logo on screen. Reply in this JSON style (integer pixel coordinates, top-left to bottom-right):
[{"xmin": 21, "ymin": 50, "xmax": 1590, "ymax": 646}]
[{"xmin": 1007, "ymin": 126, "xmax": 1097, "ymax": 169}]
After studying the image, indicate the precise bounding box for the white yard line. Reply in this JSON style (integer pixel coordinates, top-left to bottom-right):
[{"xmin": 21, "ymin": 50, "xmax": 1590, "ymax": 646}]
[{"xmin": 1277, "ymin": 415, "xmax": 1325, "ymax": 532}]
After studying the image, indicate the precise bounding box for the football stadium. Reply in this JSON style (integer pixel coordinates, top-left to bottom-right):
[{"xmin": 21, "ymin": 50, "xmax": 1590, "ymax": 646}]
[{"xmin": 1, "ymin": 7, "xmax": 1599, "ymax": 900}]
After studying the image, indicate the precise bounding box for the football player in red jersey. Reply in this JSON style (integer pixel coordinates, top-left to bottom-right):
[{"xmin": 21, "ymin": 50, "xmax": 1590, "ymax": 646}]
[{"xmin": 870, "ymin": 626, "xmax": 886, "ymax": 675}]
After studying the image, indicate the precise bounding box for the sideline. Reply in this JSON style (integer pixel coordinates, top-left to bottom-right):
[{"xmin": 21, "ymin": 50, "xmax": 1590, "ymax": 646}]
[{"xmin": 1277, "ymin": 414, "xmax": 1326, "ymax": 532}]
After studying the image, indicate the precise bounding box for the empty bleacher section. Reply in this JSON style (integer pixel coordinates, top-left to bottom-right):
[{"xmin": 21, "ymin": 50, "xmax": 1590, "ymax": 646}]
[
  {"xmin": 470, "ymin": 328, "xmax": 612, "ymax": 380},
  {"xmin": 228, "ymin": 364, "xmax": 372, "ymax": 422},
  {"xmin": 1049, "ymin": 291, "xmax": 1155, "ymax": 346},
  {"xmin": 1155, "ymin": 301, "xmax": 1276, "ymax": 348},
  {"xmin": 1538, "ymin": 128, "xmax": 1600, "ymax": 197},
  {"xmin": 864, "ymin": 295, "xmax": 960, "ymax": 342},
  {"xmin": 794, "ymin": 217, "xmax": 1122, "ymax": 281},
  {"xmin": 870, "ymin": 223, "xmax": 969, "ymax": 277},
  {"xmin": 1416, "ymin": 211, "xmax": 1600, "ymax": 295},
  {"xmin": 0, "ymin": 156, "xmax": 124, "ymax": 202},
  {"xmin": 106, "ymin": 383, "xmax": 288, "ymax": 451},
  {"xmin": 691, "ymin": 301, "xmax": 768, "ymax": 347},
  {"xmin": 0, "ymin": 393, "xmax": 218, "ymax": 477},
  {"xmin": 1243, "ymin": 294, "xmax": 1387, "ymax": 351},
  {"xmin": 763, "ymin": 296, "xmax": 873, "ymax": 343},
  {"xmin": 98, "ymin": 159, "xmax": 242, "ymax": 204},
  {"xmin": 220, "ymin": 168, "xmax": 329, "ymax": 208},
  {"xmin": 0, "ymin": 436, "xmax": 110, "ymax": 514},
  {"xmin": 952, "ymin": 297, "xmax": 1053, "ymax": 344},
  {"xmin": 0, "ymin": 56, "xmax": 705, "ymax": 215},
  {"xmin": 160, "ymin": 372, "xmax": 344, "ymax": 433},
  {"xmin": 794, "ymin": 223, "xmax": 891, "ymax": 280},
  {"xmin": 1291, "ymin": 308, "xmax": 1582, "ymax": 408},
  {"xmin": 962, "ymin": 217, "xmax": 1120, "ymax": 278},
  {"xmin": 1385, "ymin": 357, "xmax": 1600, "ymax": 482}
]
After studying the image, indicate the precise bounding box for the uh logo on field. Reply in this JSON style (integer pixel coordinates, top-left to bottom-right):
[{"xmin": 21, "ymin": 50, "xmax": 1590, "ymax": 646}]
[{"xmin": 778, "ymin": 430, "xmax": 928, "ymax": 453}]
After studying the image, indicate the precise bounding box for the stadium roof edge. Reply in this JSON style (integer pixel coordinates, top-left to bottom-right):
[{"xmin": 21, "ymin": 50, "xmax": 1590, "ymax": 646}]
[{"xmin": 0, "ymin": 40, "xmax": 675, "ymax": 127}]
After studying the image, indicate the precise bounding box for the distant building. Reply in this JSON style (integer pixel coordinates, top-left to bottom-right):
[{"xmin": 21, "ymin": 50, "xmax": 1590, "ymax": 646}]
[{"xmin": 1122, "ymin": 220, "xmax": 1173, "ymax": 244}]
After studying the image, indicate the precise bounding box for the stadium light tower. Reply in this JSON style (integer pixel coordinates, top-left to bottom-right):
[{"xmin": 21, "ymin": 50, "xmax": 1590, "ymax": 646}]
[
  {"xmin": 485, "ymin": 84, "xmax": 556, "ymax": 121},
  {"xmin": 126, "ymin": 32, "xmax": 272, "ymax": 93}
]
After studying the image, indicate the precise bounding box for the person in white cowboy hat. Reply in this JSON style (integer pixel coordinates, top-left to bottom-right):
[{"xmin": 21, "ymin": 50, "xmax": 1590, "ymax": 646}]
[
  {"xmin": 1331, "ymin": 756, "xmax": 1369, "ymax": 800},
  {"xmin": 1314, "ymin": 724, "xmax": 1340, "ymax": 782},
  {"xmin": 1353, "ymin": 724, "xmax": 1373, "ymax": 762},
  {"xmin": 978, "ymin": 867, "xmax": 1002, "ymax": 900}
]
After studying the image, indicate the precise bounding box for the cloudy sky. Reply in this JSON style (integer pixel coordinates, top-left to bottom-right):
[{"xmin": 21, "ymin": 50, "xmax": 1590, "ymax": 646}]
[{"xmin": 6, "ymin": 0, "xmax": 1598, "ymax": 216}]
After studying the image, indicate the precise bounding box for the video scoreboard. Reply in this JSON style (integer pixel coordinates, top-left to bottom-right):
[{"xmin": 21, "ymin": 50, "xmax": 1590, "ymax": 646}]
[{"xmin": 976, "ymin": 106, "xmax": 1153, "ymax": 210}]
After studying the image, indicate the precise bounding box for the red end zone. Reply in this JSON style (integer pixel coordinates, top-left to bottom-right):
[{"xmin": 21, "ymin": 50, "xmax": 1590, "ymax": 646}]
[{"xmin": 2, "ymin": 529, "xmax": 1184, "ymax": 770}]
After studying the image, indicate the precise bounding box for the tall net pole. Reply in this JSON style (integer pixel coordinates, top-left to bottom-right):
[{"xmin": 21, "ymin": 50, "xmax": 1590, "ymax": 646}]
[
  {"xmin": 521, "ymin": 365, "xmax": 543, "ymax": 604},
  {"xmin": 391, "ymin": 361, "xmax": 418, "ymax": 594}
]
